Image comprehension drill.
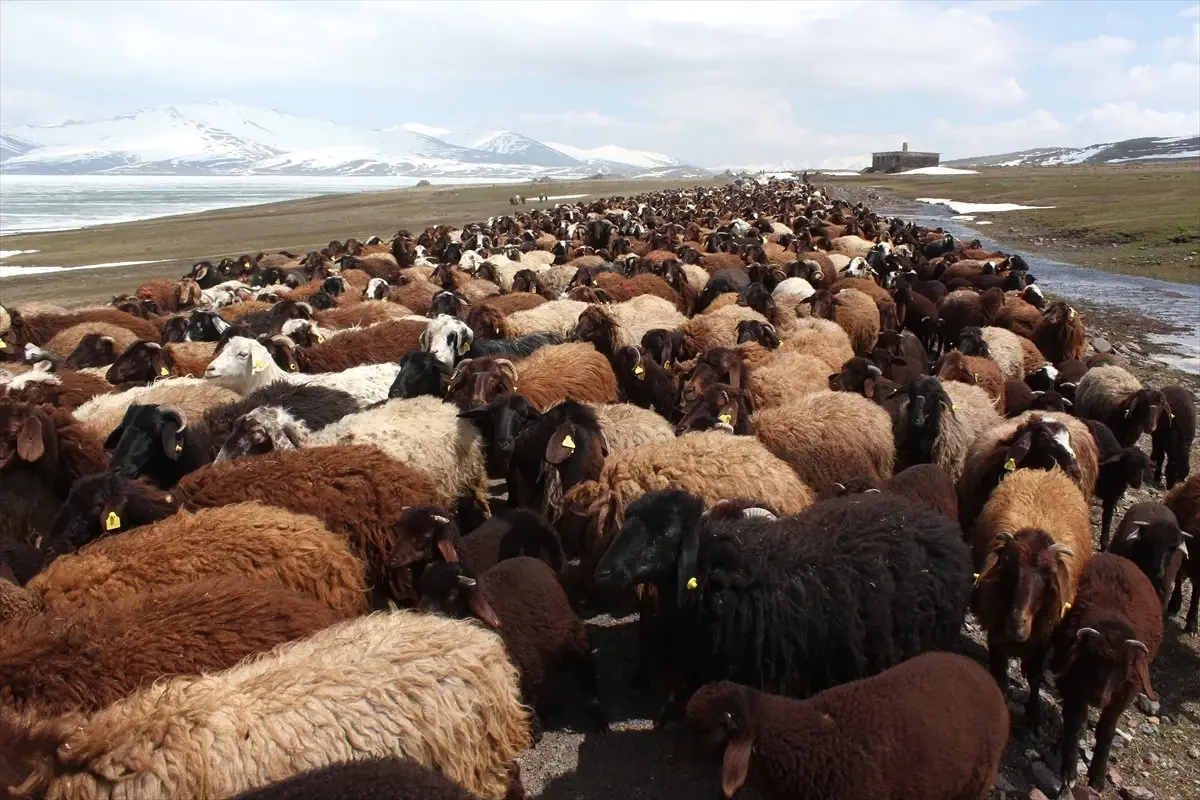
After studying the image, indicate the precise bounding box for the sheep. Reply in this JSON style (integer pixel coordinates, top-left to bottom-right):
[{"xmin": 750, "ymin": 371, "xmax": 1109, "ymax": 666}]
[
  {"xmin": 418, "ymin": 556, "xmax": 606, "ymax": 737},
  {"xmin": 1052, "ymin": 553, "xmax": 1163, "ymax": 792},
  {"xmin": 827, "ymin": 287, "xmax": 881, "ymax": 354},
  {"xmin": 897, "ymin": 377, "xmax": 1003, "ymax": 483},
  {"xmin": 743, "ymin": 351, "xmax": 832, "ymax": 409},
  {"xmin": 828, "ymin": 463, "xmax": 959, "ymax": 522},
  {"xmin": 230, "ymin": 758, "xmax": 476, "ymax": 800},
  {"xmin": 102, "ymin": 340, "xmax": 215, "ymax": 386},
  {"xmin": 1032, "ymin": 300, "xmax": 1087, "ymax": 363},
  {"xmin": 573, "ymin": 295, "xmax": 687, "ymax": 358},
  {"xmin": 748, "ymin": 391, "xmax": 895, "ymax": 495},
  {"xmin": 1, "ymin": 368, "xmax": 114, "ymax": 412},
  {"xmin": 611, "ymin": 345, "xmax": 678, "ymax": 418},
  {"xmin": 0, "ymin": 577, "xmax": 350, "ymax": 716},
  {"xmin": 1151, "ymin": 384, "xmax": 1194, "ymax": 488},
  {"xmin": 288, "ymin": 318, "xmax": 428, "ymax": 373},
  {"xmin": 594, "ymin": 490, "xmax": 971, "ymax": 718},
  {"xmin": 486, "ymin": 298, "xmax": 588, "ymax": 339},
  {"xmin": 934, "ymin": 350, "xmax": 1005, "ymax": 413},
  {"xmin": 172, "ymin": 444, "xmax": 442, "ymax": 605},
  {"xmin": 1085, "ymin": 418, "xmax": 1152, "ymax": 550},
  {"xmin": 682, "ymin": 652, "xmax": 1008, "ymax": 800},
  {"xmin": 586, "ymin": 401, "xmax": 675, "ymax": 453},
  {"xmin": 936, "ymin": 289, "xmax": 1004, "ymax": 348},
  {"xmin": 225, "ymin": 395, "xmax": 490, "ymax": 515},
  {"xmin": 0, "ymin": 611, "xmax": 530, "ymax": 800},
  {"xmin": 1164, "ymin": 473, "xmax": 1200, "ymax": 632},
  {"xmin": 777, "ymin": 317, "xmax": 855, "ymax": 371},
  {"xmin": 104, "ymin": 403, "xmax": 213, "ymax": 488},
  {"xmin": 4, "ymin": 307, "xmax": 160, "ymax": 348},
  {"xmin": 73, "ymin": 377, "xmax": 240, "ymax": 440},
  {"xmin": 565, "ymin": 430, "xmax": 815, "ymax": 566},
  {"xmin": 1110, "ymin": 502, "xmax": 1190, "ymax": 608},
  {"xmin": 204, "ymin": 336, "xmax": 400, "ymax": 406},
  {"xmin": 202, "ymin": 381, "xmax": 359, "ymax": 450},
  {"xmin": 44, "ymin": 322, "xmax": 141, "ymax": 361},
  {"xmin": 448, "ymin": 343, "xmax": 618, "ymax": 413},
  {"xmin": 680, "ymin": 304, "xmax": 767, "ymax": 353},
  {"xmin": 975, "ymin": 325, "xmax": 1025, "ymax": 381},
  {"xmin": 421, "ymin": 314, "xmax": 473, "ymax": 368},
  {"xmin": 1074, "ymin": 364, "xmax": 1168, "ymax": 447},
  {"xmin": 970, "ymin": 467, "xmax": 1092, "ymax": 728},
  {"xmin": 62, "ymin": 332, "xmax": 123, "ymax": 368},
  {"xmin": 956, "ymin": 412, "xmax": 1100, "ymax": 532}
]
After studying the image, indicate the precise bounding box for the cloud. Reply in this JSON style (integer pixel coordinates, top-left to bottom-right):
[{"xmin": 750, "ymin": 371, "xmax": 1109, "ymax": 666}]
[
  {"xmin": 1049, "ymin": 36, "xmax": 1136, "ymax": 67},
  {"xmin": 517, "ymin": 110, "xmax": 619, "ymax": 129},
  {"xmin": 1183, "ymin": 3, "xmax": 1200, "ymax": 19},
  {"xmin": 1077, "ymin": 102, "xmax": 1200, "ymax": 139}
]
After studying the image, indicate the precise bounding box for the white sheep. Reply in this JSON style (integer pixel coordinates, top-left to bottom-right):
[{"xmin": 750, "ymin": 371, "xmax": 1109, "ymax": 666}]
[
  {"xmin": 421, "ymin": 314, "xmax": 474, "ymax": 368},
  {"xmin": 771, "ymin": 277, "xmax": 816, "ymax": 300},
  {"xmin": 204, "ymin": 336, "xmax": 399, "ymax": 405}
]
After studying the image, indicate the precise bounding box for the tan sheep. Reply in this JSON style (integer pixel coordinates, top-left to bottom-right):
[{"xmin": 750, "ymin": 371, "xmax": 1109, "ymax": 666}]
[
  {"xmin": 45, "ymin": 323, "xmax": 142, "ymax": 360},
  {"xmin": 72, "ymin": 378, "xmax": 240, "ymax": 440},
  {"xmin": 778, "ymin": 317, "xmax": 855, "ymax": 372}
]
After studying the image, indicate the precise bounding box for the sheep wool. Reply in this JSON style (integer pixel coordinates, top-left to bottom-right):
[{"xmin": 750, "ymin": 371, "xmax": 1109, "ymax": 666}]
[{"xmin": 1, "ymin": 612, "xmax": 530, "ymax": 800}]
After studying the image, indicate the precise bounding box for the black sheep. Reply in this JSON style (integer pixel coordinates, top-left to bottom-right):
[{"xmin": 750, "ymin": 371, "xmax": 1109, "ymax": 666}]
[
  {"xmin": 104, "ymin": 404, "xmax": 213, "ymax": 488},
  {"xmin": 465, "ymin": 331, "xmax": 564, "ymax": 361},
  {"xmin": 203, "ymin": 381, "xmax": 359, "ymax": 450},
  {"xmin": 418, "ymin": 556, "xmax": 606, "ymax": 737},
  {"xmin": 613, "ymin": 345, "xmax": 678, "ymax": 419},
  {"xmin": 1152, "ymin": 384, "xmax": 1195, "ymax": 488},
  {"xmin": 696, "ymin": 268, "xmax": 749, "ymax": 313},
  {"xmin": 389, "ymin": 351, "xmax": 453, "ymax": 399},
  {"xmin": 1085, "ymin": 419, "xmax": 1151, "ymax": 550},
  {"xmin": 457, "ymin": 508, "xmax": 565, "ymax": 576},
  {"xmin": 230, "ymin": 758, "xmax": 475, "ymax": 800},
  {"xmin": 49, "ymin": 472, "xmax": 175, "ymax": 553},
  {"xmin": 734, "ymin": 320, "xmax": 779, "ymax": 350},
  {"xmin": 641, "ymin": 328, "xmax": 690, "ymax": 368},
  {"xmin": 594, "ymin": 490, "xmax": 972, "ymax": 720},
  {"xmin": 1110, "ymin": 502, "xmax": 1190, "ymax": 608},
  {"xmin": 681, "ymin": 653, "xmax": 1008, "ymax": 800}
]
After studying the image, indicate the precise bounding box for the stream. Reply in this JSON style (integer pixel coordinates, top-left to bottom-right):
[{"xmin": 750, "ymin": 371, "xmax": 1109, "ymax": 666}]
[{"xmin": 887, "ymin": 201, "xmax": 1200, "ymax": 375}]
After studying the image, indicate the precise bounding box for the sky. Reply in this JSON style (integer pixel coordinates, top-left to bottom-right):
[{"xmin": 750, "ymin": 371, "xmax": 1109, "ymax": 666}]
[{"xmin": 1, "ymin": 0, "xmax": 1198, "ymax": 168}]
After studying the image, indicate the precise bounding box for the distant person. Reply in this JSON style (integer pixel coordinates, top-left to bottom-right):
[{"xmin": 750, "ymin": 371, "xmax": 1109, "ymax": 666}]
[{"xmin": 802, "ymin": 171, "xmax": 809, "ymax": 184}]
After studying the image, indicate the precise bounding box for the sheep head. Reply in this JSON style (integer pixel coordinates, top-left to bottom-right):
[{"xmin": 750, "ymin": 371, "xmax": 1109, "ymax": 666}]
[
  {"xmin": 174, "ymin": 278, "xmax": 204, "ymax": 309},
  {"xmin": 0, "ymin": 401, "xmax": 55, "ymax": 476},
  {"xmin": 106, "ymin": 341, "xmax": 172, "ymax": 386},
  {"xmin": 1116, "ymin": 518, "xmax": 1189, "ymax": 608},
  {"xmin": 215, "ymin": 406, "xmax": 307, "ymax": 462},
  {"xmin": 828, "ymin": 357, "xmax": 884, "ymax": 399},
  {"xmin": 1121, "ymin": 388, "xmax": 1168, "ymax": 437},
  {"xmin": 957, "ymin": 327, "xmax": 990, "ymax": 358},
  {"xmin": 735, "ymin": 320, "xmax": 779, "ymax": 351},
  {"xmin": 641, "ymin": 329, "xmax": 688, "ymax": 370},
  {"xmin": 573, "ymin": 306, "xmax": 617, "ymax": 356},
  {"xmin": 682, "ymin": 682, "xmax": 757, "ymax": 799},
  {"xmin": 420, "ymin": 314, "xmax": 473, "ymax": 369},
  {"xmin": 799, "ymin": 289, "xmax": 842, "ymax": 321},
  {"xmin": 104, "ymin": 403, "xmax": 191, "ymax": 486},
  {"xmin": 465, "ymin": 305, "xmax": 508, "ymax": 343},
  {"xmin": 507, "ymin": 401, "xmax": 609, "ymax": 524},
  {"xmin": 394, "ymin": 505, "xmax": 460, "ymax": 565},
  {"xmin": 510, "ymin": 269, "xmax": 540, "ymax": 294},
  {"xmin": 594, "ymin": 488, "xmax": 707, "ymax": 605},
  {"xmin": 390, "ymin": 351, "xmax": 453, "ymax": 400},
  {"xmin": 64, "ymin": 334, "xmax": 118, "ymax": 369},
  {"xmin": 974, "ymin": 529, "xmax": 1074, "ymax": 645},
  {"xmin": 50, "ymin": 472, "xmax": 174, "ymax": 552},
  {"xmin": 684, "ymin": 348, "xmax": 746, "ymax": 401},
  {"xmin": 1054, "ymin": 622, "xmax": 1156, "ymax": 708},
  {"xmin": 676, "ymin": 384, "xmax": 751, "ymax": 437},
  {"xmin": 416, "ymin": 562, "xmax": 503, "ymax": 630},
  {"xmin": 458, "ymin": 391, "xmax": 537, "ymax": 474}
]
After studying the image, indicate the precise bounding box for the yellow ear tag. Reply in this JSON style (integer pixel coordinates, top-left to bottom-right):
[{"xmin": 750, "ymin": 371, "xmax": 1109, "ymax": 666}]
[
  {"xmin": 289, "ymin": 363, "xmax": 297, "ymax": 371},
  {"xmin": 686, "ymin": 577, "xmax": 698, "ymax": 590},
  {"xmin": 664, "ymin": 360, "xmax": 671, "ymax": 369},
  {"xmin": 950, "ymin": 404, "xmax": 956, "ymax": 412},
  {"xmin": 165, "ymin": 494, "xmax": 174, "ymax": 504},
  {"xmin": 159, "ymin": 366, "xmax": 169, "ymax": 377},
  {"xmin": 0, "ymin": 341, "xmax": 6, "ymax": 349},
  {"xmin": 317, "ymin": 335, "xmax": 325, "ymax": 344},
  {"xmin": 718, "ymin": 413, "xmax": 732, "ymax": 425},
  {"xmin": 1003, "ymin": 458, "xmax": 1016, "ymax": 471},
  {"xmin": 1125, "ymin": 408, "xmax": 1132, "ymax": 418},
  {"xmin": 104, "ymin": 511, "xmax": 121, "ymax": 531},
  {"xmin": 633, "ymin": 364, "xmax": 645, "ymax": 378},
  {"xmin": 174, "ymin": 443, "xmax": 183, "ymax": 454},
  {"xmin": 253, "ymin": 359, "xmax": 265, "ymax": 371},
  {"xmin": 561, "ymin": 435, "xmax": 576, "ymax": 451},
  {"xmin": 494, "ymin": 327, "xmax": 501, "ymax": 336},
  {"xmin": 459, "ymin": 340, "xmax": 470, "ymax": 355},
  {"xmin": 972, "ymin": 572, "xmax": 982, "ymax": 587}
]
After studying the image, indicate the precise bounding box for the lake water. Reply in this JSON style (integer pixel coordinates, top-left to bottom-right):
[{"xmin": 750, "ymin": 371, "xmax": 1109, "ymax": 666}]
[{"xmin": 0, "ymin": 174, "xmax": 526, "ymax": 236}]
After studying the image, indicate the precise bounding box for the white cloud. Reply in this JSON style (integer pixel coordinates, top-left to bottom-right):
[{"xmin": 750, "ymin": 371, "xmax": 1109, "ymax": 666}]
[
  {"xmin": 1182, "ymin": 4, "xmax": 1200, "ymax": 19},
  {"xmin": 1077, "ymin": 102, "xmax": 1200, "ymax": 139},
  {"xmin": 517, "ymin": 110, "xmax": 619, "ymax": 129},
  {"xmin": 1049, "ymin": 36, "xmax": 1136, "ymax": 67}
]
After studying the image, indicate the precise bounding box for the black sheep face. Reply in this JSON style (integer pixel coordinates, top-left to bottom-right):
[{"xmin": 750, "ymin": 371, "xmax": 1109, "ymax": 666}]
[
  {"xmin": 49, "ymin": 473, "xmax": 148, "ymax": 552},
  {"xmin": 104, "ymin": 404, "xmax": 187, "ymax": 486},
  {"xmin": 390, "ymin": 352, "xmax": 451, "ymax": 399},
  {"xmin": 65, "ymin": 334, "xmax": 118, "ymax": 369},
  {"xmin": 594, "ymin": 489, "xmax": 702, "ymax": 590},
  {"xmin": 416, "ymin": 561, "xmax": 502, "ymax": 629},
  {"xmin": 185, "ymin": 311, "xmax": 231, "ymax": 343},
  {"xmin": 459, "ymin": 393, "xmax": 538, "ymax": 475}
]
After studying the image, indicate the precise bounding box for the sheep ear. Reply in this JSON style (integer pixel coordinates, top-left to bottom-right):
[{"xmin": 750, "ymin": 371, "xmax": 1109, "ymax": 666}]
[
  {"xmin": 160, "ymin": 418, "xmax": 184, "ymax": 460},
  {"xmin": 1003, "ymin": 431, "xmax": 1033, "ymax": 470},
  {"xmin": 17, "ymin": 415, "xmax": 45, "ymax": 462},
  {"xmin": 100, "ymin": 494, "xmax": 127, "ymax": 534},
  {"xmin": 862, "ymin": 377, "xmax": 876, "ymax": 399},
  {"xmin": 1054, "ymin": 557, "xmax": 1073, "ymax": 613},
  {"xmin": 467, "ymin": 588, "xmax": 503, "ymax": 630},
  {"xmin": 545, "ymin": 422, "xmax": 577, "ymax": 465},
  {"xmin": 436, "ymin": 538, "xmax": 459, "ymax": 563},
  {"xmin": 721, "ymin": 736, "xmax": 752, "ymax": 798}
]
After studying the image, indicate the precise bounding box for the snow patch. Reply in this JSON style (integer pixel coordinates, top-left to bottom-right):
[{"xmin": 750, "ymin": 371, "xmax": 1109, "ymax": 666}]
[
  {"xmin": 0, "ymin": 259, "xmax": 167, "ymax": 278},
  {"xmin": 896, "ymin": 166, "xmax": 979, "ymax": 175},
  {"xmin": 0, "ymin": 250, "xmax": 39, "ymax": 259},
  {"xmin": 545, "ymin": 142, "xmax": 680, "ymax": 169},
  {"xmin": 950, "ymin": 215, "xmax": 976, "ymax": 221},
  {"xmin": 917, "ymin": 198, "xmax": 1055, "ymax": 214},
  {"xmin": 1109, "ymin": 150, "xmax": 1200, "ymax": 162},
  {"xmin": 820, "ymin": 171, "xmax": 862, "ymax": 177},
  {"xmin": 399, "ymin": 122, "xmax": 452, "ymax": 138}
]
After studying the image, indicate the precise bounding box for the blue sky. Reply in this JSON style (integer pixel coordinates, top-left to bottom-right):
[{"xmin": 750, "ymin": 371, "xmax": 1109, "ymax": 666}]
[{"xmin": 1, "ymin": 0, "xmax": 1197, "ymax": 167}]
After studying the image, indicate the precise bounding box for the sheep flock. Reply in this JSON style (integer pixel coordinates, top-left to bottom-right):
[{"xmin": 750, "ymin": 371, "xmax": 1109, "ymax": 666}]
[{"xmin": 2, "ymin": 178, "xmax": 1198, "ymax": 800}]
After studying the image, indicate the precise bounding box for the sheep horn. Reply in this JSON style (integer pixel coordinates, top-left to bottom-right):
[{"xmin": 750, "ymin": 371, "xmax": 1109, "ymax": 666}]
[
  {"xmin": 1049, "ymin": 543, "xmax": 1074, "ymax": 557},
  {"xmin": 493, "ymin": 359, "xmax": 519, "ymax": 385},
  {"xmin": 457, "ymin": 575, "xmax": 477, "ymax": 587},
  {"xmin": 866, "ymin": 365, "xmax": 882, "ymax": 378},
  {"xmin": 1076, "ymin": 628, "xmax": 1101, "ymax": 639},
  {"xmin": 741, "ymin": 507, "xmax": 776, "ymax": 520},
  {"xmin": 431, "ymin": 515, "xmax": 450, "ymax": 525},
  {"xmin": 1125, "ymin": 639, "xmax": 1149, "ymax": 654},
  {"xmin": 158, "ymin": 404, "xmax": 187, "ymax": 431}
]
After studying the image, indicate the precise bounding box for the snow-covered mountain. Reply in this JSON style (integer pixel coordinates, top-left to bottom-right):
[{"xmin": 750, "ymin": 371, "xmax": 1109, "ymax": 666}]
[
  {"xmin": 0, "ymin": 102, "xmax": 694, "ymax": 178},
  {"xmin": 947, "ymin": 135, "xmax": 1200, "ymax": 167}
]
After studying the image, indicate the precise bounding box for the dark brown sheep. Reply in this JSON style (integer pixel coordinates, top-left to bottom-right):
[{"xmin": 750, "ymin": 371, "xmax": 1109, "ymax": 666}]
[
  {"xmin": 681, "ymin": 652, "xmax": 1007, "ymax": 800},
  {"xmin": 1165, "ymin": 473, "xmax": 1200, "ymax": 632},
  {"xmin": 173, "ymin": 444, "xmax": 442, "ymax": 605},
  {"xmin": 418, "ymin": 556, "xmax": 605, "ymax": 737},
  {"xmin": 1052, "ymin": 553, "xmax": 1162, "ymax": 791},
  {"xmin": 934, "ymin": 350, "xmax": 1005, "ymax": 414},
  {"xmin": 2, "ymin": 371, "xmax": 114, "ymax": 412},
  {"xmin": 290, "ymin": 318, "xmax": 428, "ymax": 373},
  {"xmin": 0, "ymin": 577, "xmax": 349, "ymax": 716},
  {"xmin": 827, "ymin": 463, "xmax": 958, "ymax": 522},
  {"xmin": 1032, "ymin": 300, "xmax": 1086, "ymax": 363},
  {"xmin": 4, "ymin": 308, "xmax": 160, "ymax": 348},
  {"xmin": 229, "ymin": 758, "xmax": 477, "ymax": 800}
]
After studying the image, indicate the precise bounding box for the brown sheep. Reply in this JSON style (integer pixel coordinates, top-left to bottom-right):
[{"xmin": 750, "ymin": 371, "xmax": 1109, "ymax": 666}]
[
  {"xmin": 1052, "ymin": 553, "xmax": 1163, "ymax": 791},
  {"xmin": 681, "ymin": 304, "xmax": 768, "ymax": 353},
  {"xmin": 1032, "ymin": 300, "xmax": 1086, "ymax": 363},
  {"xmin": 173, "ymin": 444, "xmax": 442, "ymax": 605},
  {"xmin": 682, "ymin": 653, "xmax": 1008, "ymax": 800},
  {"xmin": 315, "ymin": 300, "xmax": 418, "ymax": 329},
  {"xmin": 971, "ymin": 467, "xmax": 1092, "ymax": 728},
  {"xmin": 449, "ymin": 343, "xmax": 618, "ymax": 413},
  {"xmin": 2, "ymin": 370, "xmax": 114, "ymax": 412},
  {"xmin": 934, "ymin": 350, "xmax": 1005, "ymax": 414},
  {"xmin": 293, "ymin": 318, "xmax": 428, "ymax": 373},
  {"xmin": 4, "ymin": 308, "xmax": 160, "ymax": 348},
  {"xmin": 482, "ymin": 292, "xmax": 547, "ymax": 316},
  {"xmin": 750, "ymin": 391, "xmax": 895, "ymax": 495},
  {"xmin": 778, "ymin": 318, "xmax": 855, "ymax": 372},
  {"xmin": 1165, "ymin": 473, "xmax": 1200, "ymax": 632},
  {"xmin": 44, "ymin": 322, "xmax": 142, "ymax": 360},
  {"xmin": 0, "ymin": 577, "xmax": 350, "ymax": 716}
]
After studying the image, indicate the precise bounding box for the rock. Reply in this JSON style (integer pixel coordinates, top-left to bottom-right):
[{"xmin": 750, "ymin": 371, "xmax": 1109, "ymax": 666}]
[
  {"xmin": 1092, "ymin": 337, "xmax": 1113, "ymax": 354},
  {"xmin": 1120, "ymin": 787, "xmax": 1156, "ymax": 800},
  {"xmin": 995, "ymin": 773, "xmax": 1018, "ymax": 793},
  {"xmin": 1031, "ymin": 761, "xmax": 1061, "ymax": 797},
  {"xmin": 1116, "ymin": 728, "xmax": 1133, "ymax": 743},
  {"xmin": 1139, "ymin": 723, "xmax": 1157, "ymax": 735},
  {"xmin": 1145, "ymin": 753, "xmax": 1160, "ymax": 766},
  {"xmin": 1137, "ymin": 696, "xmax": 1160, "ymax": 716},
  {"xmin": 1147, "ymin": 716, "xmax": 1159, "ymax": 725},
  {"xmin": 1029, "ymin": 790, "xmax": 1050, "ymax": 800},
  {"xmin": 1108, "ymin": 766, "xmax": 1125, "ymax": 786},
  {"xmin": 1084, "ymin": 747, "xmax": 1094, "ymax": 763},
  {"xmin": 1072, "ymin": 787, "xmax": 1102, "ymax": 800},
  {"xmin": 1188, "ymin": 747, "xmax": 1200, "ymax": 759}
]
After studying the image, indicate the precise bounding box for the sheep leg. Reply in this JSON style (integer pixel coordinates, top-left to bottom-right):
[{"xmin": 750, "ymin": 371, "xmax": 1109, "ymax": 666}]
[
  {"xmin": 987, "ymin": 639, "xmax": 1010, "ymax": 695},
  {"xmin": 1099, "ymin": 500, "xmax": 1116, "ymax": 552},
  {"xmin": 1021, "ymin": 648, "xmax": 1048, "ymax": 731},
  {"xmin": 1151, "ymin": 442, "xmax": 1166, "ymax": 485},
  {"xmin": 1088, "ymin": 688, "xmax": 1134, "ymax": 790},
  {"xmin": 1058, "ymin": 695, "xmax": 1088, "ymax": 789},
  {"xmin": 1168, "ymin": 575, "xmax": 1184, "ymax": 615},
  {"xmin": 1186, "ymin": 579, "xmax": 1199, "ymax": 634},
  {"xmin": 571, "ymin": 648, "xmax": 609, "ymax": 733}
]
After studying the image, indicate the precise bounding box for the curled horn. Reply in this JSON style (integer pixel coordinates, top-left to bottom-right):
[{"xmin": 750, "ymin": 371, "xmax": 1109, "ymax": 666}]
[
  {"xmin": 866, "ymin": 364, "xmax": 882, "ymax": 378},
  {"xmin": 158, "ymin": 404, "xmax": 187, "ymax": 431},
  {"xmin": 993, "ymin": 531, "xmax": 1016, "ymax": 545},
  {"xmin": 457, "ymin": 575, "xmax": 477, "ymax": 587},
  {"xmin": 1049, "ymin": 543, "xmax": 1074, "ymax": 557},
  {"xmin": 493, "ymin": 359, "xmax": 519, "ymax": 386},
  {"xmin": 741, "ymin": 507, "xmax": 777, "ymax": 520},
  {"xmin": 1125, "ymin": 639, "xmax": 1149, "ymax": 654},
  {"xmin": 1076, "ymin": 627, "xmax": 1101, "ymax": 640}
]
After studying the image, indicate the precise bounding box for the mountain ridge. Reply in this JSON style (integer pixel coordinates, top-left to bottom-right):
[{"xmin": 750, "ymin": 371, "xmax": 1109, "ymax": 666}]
[
  {"xmin": 0, "ymin": 101, "xmax": 691, "ymax": 178},
  {"xmin": 946, "ymin": 135, "xmax": 1200, "ymax": 167}
]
